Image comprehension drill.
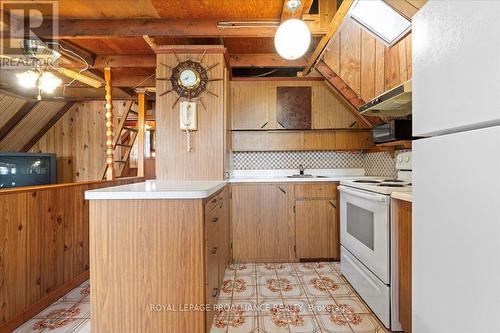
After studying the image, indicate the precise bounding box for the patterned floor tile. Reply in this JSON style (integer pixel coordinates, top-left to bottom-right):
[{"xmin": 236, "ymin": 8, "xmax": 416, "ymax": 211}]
[
  {"xmin": 257, "ymin": 283, "xmax": 282, "ymax": 298},
  {"xmin": 230, "ymin": 263, "xmax": 255, "ymax": 275},
  {"xmin": 257, "ymin": 298, "xmax": 286, "ymax": 317},
  {"xmin": 333, "ymin": 297, "xmax": 371, "ymax": 314},
  {"xmin": 226, "ymin": 314, "xmax": 258, "ymax": 333},
  {"xmin": 33, "ymin": 302, "xmax": 76, "ymax": 319},
  {"xmin": 71, "ymin": 319, "xmax": 90, "ymax": 333},
  {"xmin": 282, "ymin": 298, "xmax": 314, "ymax": 316},
  {"xmin": 232, "ymin": 284, "xmax": 258, "ymax": 299},
  {"xmin": 256, "ymin": 264, "xmax": 278, "ymax": 276},
  {"xmin": 259, "ymin": 315, "xmax": 290, "ymax": 333},
  {"xmin": 279, "ymin": 284, "xmax": 307, "ymax": 298},
  {"xmin": 316, "ymin": 314, "xmax": 354, "ymax": 333},
  {"xmin": 229, "ymin": 300, "xmax": 260, "ymax": 317},
  {"xmin": 235, "ymin": 273, "xmax": 257, "ymax": 286},
  {"xmin": 273, "ymin": 263, "xmax": 296, "ymax": 275},
  {"xmin": 317, "ymin": 272, "xmax": 345, "ymax": 284},
  {"xmin": 348, "ymin": 313, "xmax": 386, "ymax": 332},
  {"xmin": 59, "ymin": 287, "xmax": 89, "ymax": 302},
  {"xmin": 288, "ymin": 315, "xmax": 322, "ymax": 333}
]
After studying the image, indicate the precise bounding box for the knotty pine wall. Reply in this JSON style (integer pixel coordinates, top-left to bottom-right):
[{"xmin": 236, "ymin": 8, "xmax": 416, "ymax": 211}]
[
  {"xmin": 155, "ymin": 51, "xmax": 229, "ymax": 180},
  {"xmin": 30, "ymin": 101, "xmax": 130, "ymax": 183},
  {"xmin": 322, "ymin": 18, "xmax": 412, "ymax": 102}
]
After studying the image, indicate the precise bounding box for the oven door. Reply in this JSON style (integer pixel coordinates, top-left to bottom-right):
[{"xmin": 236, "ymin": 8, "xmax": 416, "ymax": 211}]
[{"xmin": 338, "ymin": 185, "xmax": 390, "ymax": 284}]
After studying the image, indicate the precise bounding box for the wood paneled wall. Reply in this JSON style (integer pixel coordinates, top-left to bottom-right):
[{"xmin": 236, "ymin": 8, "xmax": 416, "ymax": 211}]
[
  {"xmin": 156, "ymin": 51, "xmax": 228, "ymax": 180},
  {"xmin": 0, "ymin": 99, "xmax": 67, "ymax": 151},
  {"xmin": 0, "ymin": 177, "xmax": 143, "ymax": 333},
  {"xmin": 231, "ymin": 80, "xmax": 359, "ymax": 130},
  {"xmin": 322, "ymin": 18, "xmax": 412, "ymax": 102},
  {"xmin": 30, "ymin": 101, "xmax": 131, "ymax": 183}
]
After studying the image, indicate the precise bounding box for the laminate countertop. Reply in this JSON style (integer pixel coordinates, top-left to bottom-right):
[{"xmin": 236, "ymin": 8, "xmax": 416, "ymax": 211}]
[
  {"xmin": 229, "ymin": 168, "xmax": 367, "ymax": 183},
  {"xmin": 85, "ymin": 180, "xmax": 226, "ymax": 200},
  {"xmin": 391, "ymin": 191, "xmax": 413, "ymax": 202}
]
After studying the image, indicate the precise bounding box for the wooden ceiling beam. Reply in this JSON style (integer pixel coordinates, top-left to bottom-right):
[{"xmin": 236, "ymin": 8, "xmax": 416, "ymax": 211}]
[
  {"xmin": 31, "ymin": 18, "xmax": 327, "ymax": 39},
  {"xmin": 229, "ymin": 53, "xmax": 307, "ymax": 68},
  {"xmin": 21, "ymin": 102, "xmax": 76, "ymax": 152},
  {"xmin": 383, "ymin": 0, "xmax": 419, "ymax": 21},
  {"xmin": 315, "ymin": 59, "xmax": 376, "ymax": 127},
  {"xmin": 72, "ymin": 53, "xmax": 308, "ymax": 69},
  {"xmin": 302, "ymin": 0, "xmax": 354, "ymax": 75},
  {"xmin": 0, "ymin": 100, "xmax": 38, "ymax": 142}
]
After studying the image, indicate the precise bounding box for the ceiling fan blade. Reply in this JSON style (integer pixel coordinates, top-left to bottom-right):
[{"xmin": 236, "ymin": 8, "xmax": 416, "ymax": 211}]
[{"xmin": 56, "ymin": 67, "xmax": 102, "ymax": 88}]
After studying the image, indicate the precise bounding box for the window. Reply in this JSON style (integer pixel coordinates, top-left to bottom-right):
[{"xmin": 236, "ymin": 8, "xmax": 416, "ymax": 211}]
[{"xmin": 350, "ymin": 0, "xmax": 411, "ymax": 46}]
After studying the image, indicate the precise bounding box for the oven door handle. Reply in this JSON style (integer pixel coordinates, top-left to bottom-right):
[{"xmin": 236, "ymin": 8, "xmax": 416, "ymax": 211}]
[{"xmin": 338, "ymin": 185, "xmax": 389, "ymax": 203}]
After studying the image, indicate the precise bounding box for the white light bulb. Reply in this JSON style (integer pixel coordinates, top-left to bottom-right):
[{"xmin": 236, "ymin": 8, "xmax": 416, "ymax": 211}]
[
  {"xmin": 39, "ymin": 71, "xmax": 62, "ymax": 93},
  {"xmin": 274, "ymin": 19, "xmax": 311, "ymax": 60},
  {"xmin": 16, "ymin": 70, "xmax": 39, "ymax": 88}
]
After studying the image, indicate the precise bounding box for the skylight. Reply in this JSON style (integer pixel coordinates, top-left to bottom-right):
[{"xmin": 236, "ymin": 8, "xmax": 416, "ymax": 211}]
[{"xmin": 350, "ymin": 0, "xmax": 411, "ymax": 46}]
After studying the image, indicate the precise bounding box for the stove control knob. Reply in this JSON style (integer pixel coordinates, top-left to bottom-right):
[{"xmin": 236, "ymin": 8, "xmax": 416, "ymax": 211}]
[
  {"xmin": 398, "ymin": 156, "xmax": 403, "ymax": 162},
  {"xmin": 404, "ymin": 155, "xmax": 410, "ymax": 162}
]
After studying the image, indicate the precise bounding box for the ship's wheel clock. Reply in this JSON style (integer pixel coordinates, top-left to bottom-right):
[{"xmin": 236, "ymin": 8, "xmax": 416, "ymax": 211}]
[{"xmin": 157, "ymin": 51, "xmax": 222, "ymax": 110}]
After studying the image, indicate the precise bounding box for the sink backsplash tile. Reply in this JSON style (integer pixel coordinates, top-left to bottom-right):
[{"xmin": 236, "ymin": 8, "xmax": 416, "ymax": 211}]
[
  {"xmin": 233, "ymin": 151, "xmax": 364, "ymax": 170},
  {"xmin": 232, "ymin": 150, "xmax": 411, "ymax": 179}
]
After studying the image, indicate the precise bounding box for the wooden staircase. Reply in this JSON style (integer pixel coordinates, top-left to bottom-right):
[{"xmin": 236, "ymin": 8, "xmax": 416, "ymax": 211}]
[{"xmin": 101, "ymin": 101, "xmax": 144, "ymax": 179}]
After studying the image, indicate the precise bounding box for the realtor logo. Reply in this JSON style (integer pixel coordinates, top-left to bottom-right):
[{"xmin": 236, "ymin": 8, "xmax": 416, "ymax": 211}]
[{"xmin": 1, "ymin": 1, "xmax": 58, "ymax": 59}]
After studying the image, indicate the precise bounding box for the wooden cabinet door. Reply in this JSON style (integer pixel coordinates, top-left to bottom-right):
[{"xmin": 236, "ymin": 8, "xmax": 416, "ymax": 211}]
[
  {"xmin": 204, "ymin": 205, "xmax": 219, "ymax": 331},
  {"xmin": 295, "ymin": 200, "xmax": 335, "ymax": 259},
  {"xmin": 231, "ymin": 82, "xmax": 274, "ymax": 129},
  {"xmin": 396, "ymin": 200, "xmax": 412, "ymax": 333},
  {"xmin": 217, "ymin": 188, "xmax": 230, "ymax": 286},
  {"xmin": 0, "ymin": 193, "xmax": 28, "ymax": 325},
  {"xmin": 231, "ymin": 184, "xmax": 293, "ymax": 262}
]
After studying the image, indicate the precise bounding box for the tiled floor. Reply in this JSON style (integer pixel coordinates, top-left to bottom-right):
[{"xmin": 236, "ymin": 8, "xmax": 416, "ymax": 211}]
[
  {"xmin": 13, "ymin": 262, "xmax": 388, "ymax": 333},
  {"xmin": 211, "ymin": 262, "xmax": 389, "ymax": 333},
  {"xmin": 13, "ymin": 280, "xmax": 90, "ymax": 333}
]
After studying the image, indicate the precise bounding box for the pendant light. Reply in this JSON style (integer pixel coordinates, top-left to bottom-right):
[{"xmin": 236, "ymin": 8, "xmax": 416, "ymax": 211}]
[{"xmin": 274, "ymin": 0, "xmax": 311, "ymax": 60}]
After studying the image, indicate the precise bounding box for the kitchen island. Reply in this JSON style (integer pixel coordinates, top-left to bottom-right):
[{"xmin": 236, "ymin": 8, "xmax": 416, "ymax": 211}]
[{"xmin": 85, "ymin": 180, "xmax": 229, "ymax": 333}]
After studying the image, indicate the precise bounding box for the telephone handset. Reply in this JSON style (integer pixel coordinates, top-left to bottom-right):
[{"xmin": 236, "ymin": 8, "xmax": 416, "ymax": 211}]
[
  {"xmin": 179, "ymin": 101, "xmax": 197, "ymax": 130},
  {"xmin": 179, "ymin": 101, "xmax": 197, "ymax": 152}
]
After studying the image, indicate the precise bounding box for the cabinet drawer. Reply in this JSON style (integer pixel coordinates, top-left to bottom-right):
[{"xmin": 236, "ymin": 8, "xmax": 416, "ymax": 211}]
[
  {"xmin": 205, "ymin": 195, "xmax": 219, "ymax": 214},
  {"xmin": 295, "ymin": 184, "xmax": 337, "ymax": 199}
]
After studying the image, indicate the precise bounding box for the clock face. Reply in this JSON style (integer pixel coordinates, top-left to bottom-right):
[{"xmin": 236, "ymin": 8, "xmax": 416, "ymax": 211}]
[
  {"xmin": 170, "ymin": 59, "xmax": 209, "ymax": 98},
  {"xmin": 179, "ymin": 69, "xmax": 199, "ymax": 89}
]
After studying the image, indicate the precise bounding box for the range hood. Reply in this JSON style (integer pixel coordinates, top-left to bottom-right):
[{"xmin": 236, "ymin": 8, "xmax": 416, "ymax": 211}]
[{"xmin": 359, "ymin": 80, "xmax": 412, "ymax": 116}]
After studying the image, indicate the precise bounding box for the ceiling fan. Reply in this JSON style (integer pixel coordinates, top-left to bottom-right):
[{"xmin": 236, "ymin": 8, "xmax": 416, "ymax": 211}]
[{"xmin": 2, "ymin": 39, "xmax": 102, "ymax": 100}]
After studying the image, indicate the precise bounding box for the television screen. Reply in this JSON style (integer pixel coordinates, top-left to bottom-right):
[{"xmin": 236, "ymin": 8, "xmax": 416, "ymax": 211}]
[{"xmin": 0, "ymin": 152, "xmax": 56, "ymax": 189}]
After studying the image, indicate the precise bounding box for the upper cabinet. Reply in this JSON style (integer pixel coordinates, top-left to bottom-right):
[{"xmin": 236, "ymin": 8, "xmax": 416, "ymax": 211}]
[{"xmin": 231, "ymin": 80, "xmax": 360, "ymax": 130}]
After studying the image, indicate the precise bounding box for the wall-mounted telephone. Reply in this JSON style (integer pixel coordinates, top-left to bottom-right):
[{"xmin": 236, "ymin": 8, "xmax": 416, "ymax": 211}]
[
  {"xmin": 179, "ymin": 101, "xmax": 197, "ymax": 131},
  {"xmin": 179, "ymin": 101, "xmax": 197, "ymax": 152}
]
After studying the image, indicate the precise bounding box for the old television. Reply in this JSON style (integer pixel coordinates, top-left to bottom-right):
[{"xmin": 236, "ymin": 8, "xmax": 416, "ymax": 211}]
[{"xmin": 0, "ymin": 152, "xmax": 56, "ymax": 189}]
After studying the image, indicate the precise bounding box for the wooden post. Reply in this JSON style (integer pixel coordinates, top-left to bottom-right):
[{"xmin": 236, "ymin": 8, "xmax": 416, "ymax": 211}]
[
  {"xmin": 104, "ymin": 67, "xmax": 115, "ymax": 180},
  {"xmin": 137, "ymin": 90, "xmax": 146, "ymax": 177}
]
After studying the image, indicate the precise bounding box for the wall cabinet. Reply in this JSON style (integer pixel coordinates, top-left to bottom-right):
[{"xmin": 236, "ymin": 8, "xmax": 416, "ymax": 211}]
[
  {"xmin": 231, "ymin": 81, "xmax": 360, "ymax": 130},
  {"xmin": 231, "ymin": 183, "xmax": 295, "ymax": 262},
  {"xmin": 230, "ymin": 183, "xmax": 340, "ymax": 263},
  {"xmin": 204, "ymin": 187, "xmax": 230, "ymax": 330}
]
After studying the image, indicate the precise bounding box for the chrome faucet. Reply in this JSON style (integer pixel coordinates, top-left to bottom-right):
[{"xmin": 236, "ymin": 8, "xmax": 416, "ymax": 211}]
[{"xmin": 298, "ymin": 164, "xmax": 305, "ymax": 175}]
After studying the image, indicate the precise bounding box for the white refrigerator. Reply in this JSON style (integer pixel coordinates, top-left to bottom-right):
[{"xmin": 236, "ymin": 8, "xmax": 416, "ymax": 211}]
[{"xmin": 412, "ymin": 2, "xmax": 500, "ymax": 333}]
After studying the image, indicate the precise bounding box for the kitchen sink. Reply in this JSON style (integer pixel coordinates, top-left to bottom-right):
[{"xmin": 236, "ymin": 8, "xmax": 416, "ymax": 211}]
[{"xmin": 287, "ymin": 174, "xmax": 327, "ymax": 178}]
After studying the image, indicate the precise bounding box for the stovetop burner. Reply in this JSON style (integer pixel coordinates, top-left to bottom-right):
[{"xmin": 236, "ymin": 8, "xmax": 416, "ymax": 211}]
[
  {"xmin": 378, "ymin": 183, "xmax": 406, "ymax": 187},
  {"xmin": 353, "ymin": 180, "xmax": 382, "ymax": 184}
]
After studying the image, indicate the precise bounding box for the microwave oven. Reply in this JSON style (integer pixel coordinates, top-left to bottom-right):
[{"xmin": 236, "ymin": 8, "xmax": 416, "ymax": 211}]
[{"xmin": 371, "ymin": 119, "xmax": 413, "ymax": 144}]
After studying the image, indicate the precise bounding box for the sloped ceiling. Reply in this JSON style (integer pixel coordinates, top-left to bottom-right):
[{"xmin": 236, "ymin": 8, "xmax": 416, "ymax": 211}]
[{"xmin": 0, "ymin": 92, "xmax": 74, "ymax": 151}]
